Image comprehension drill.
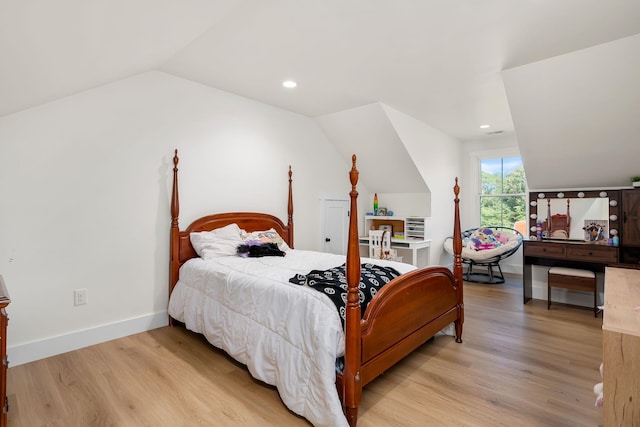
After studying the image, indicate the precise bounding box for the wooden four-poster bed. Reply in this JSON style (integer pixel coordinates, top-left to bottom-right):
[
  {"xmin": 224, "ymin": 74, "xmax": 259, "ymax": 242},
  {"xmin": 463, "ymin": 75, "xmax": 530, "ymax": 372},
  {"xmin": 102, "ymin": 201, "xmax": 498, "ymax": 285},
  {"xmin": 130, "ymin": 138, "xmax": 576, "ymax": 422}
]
[{"xmin": 168, "ymin": 150, "xmax": 464, "ymax": 427}]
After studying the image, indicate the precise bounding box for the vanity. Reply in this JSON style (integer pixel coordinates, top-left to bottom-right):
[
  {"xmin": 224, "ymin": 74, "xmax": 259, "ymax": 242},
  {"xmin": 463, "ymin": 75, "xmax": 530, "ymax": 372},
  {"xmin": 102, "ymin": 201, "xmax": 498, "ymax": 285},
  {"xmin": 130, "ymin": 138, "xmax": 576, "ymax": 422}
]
[
  {"xmin": 523, "ymin": 188, "xmax": 640, "ymax": 303},
  {"xmin": 523, "ymin": 240, "xmax": 618, "ymax": 302}
]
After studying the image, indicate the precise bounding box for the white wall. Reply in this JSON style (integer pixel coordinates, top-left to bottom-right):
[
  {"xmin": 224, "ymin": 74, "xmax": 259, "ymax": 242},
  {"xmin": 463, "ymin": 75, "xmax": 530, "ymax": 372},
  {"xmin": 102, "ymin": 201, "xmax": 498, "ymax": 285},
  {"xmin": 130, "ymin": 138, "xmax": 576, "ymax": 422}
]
[
  {"xmin": 372, "ymin": 193, "xmax": 429, "ymax": 218},
  {"xmin": 0, "ymin": 71, "xmax": 352, "ymax": 365},
  {"xmin": 382, "ymin": 105, "xmax": 462, "ymax": 266}
]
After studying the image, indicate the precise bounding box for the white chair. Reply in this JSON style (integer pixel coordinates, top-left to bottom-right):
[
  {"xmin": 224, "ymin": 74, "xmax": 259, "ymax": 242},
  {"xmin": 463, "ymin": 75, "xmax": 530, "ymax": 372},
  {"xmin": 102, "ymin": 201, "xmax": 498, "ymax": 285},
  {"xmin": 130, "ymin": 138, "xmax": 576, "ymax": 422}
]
[{"xmin": 369, "ymin": 230, "xmax": 391, "ymax": 259}]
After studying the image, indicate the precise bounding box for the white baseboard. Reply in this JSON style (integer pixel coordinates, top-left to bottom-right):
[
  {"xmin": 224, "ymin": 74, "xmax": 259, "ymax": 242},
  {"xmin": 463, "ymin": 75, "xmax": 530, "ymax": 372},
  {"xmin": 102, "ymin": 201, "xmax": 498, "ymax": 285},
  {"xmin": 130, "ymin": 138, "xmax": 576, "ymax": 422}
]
[
  {"xmin": 501, "ymin": 264, "xmax": 523, "ymax": 275},
  {"xmin": 8, "ymin": 311, "xmax": 169, "ymax": 367}
]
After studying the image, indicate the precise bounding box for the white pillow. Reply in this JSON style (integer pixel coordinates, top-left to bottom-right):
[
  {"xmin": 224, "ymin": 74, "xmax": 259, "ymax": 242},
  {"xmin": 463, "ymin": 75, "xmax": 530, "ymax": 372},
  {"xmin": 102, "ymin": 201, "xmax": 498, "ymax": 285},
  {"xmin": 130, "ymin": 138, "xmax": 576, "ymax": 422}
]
[
  {"xmin": 190, "ymin": 223, "xmax": 244, "ymax": 259},
  {"xmin": 243, "ymin": 228, "xmax": 291, "ymax": 251}
]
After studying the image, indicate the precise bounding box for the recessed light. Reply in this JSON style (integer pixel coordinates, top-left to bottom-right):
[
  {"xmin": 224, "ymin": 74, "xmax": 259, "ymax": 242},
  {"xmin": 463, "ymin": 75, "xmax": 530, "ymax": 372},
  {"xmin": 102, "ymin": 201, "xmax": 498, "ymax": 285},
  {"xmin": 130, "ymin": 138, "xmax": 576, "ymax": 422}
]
[
  {"xmin": 479, "ymin": 124, "xmax": 490, "ymax": 129},
  {"xmin": 282, "ymin": 80, "xmax": 297, "ymax": 89}
]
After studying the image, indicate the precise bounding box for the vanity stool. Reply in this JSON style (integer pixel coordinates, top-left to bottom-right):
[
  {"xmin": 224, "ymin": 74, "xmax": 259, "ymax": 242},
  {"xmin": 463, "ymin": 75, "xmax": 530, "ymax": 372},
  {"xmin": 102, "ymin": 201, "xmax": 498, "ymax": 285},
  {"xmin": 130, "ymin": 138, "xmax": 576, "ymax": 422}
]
[{"xmin": 548, "ymin": 267, "xmax": 598, "ymax": 317}]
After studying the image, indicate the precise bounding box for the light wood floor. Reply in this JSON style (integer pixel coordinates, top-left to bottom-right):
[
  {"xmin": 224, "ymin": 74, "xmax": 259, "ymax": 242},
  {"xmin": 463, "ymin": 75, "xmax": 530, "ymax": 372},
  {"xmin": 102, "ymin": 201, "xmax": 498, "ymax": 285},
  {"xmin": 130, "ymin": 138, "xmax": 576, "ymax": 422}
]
[{"xmin": 7, "ymin": 276, "xmax": 604, "ymax": 426}]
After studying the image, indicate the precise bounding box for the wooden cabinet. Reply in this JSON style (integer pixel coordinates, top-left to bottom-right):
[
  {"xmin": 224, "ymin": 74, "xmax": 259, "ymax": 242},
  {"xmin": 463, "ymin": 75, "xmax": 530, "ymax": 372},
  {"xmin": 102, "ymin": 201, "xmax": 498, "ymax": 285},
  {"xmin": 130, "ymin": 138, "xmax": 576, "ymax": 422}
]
[
  {"xmin": 621, "ymin": 190, "xmax": 640, "ymax": 264},
  {"xmin": 622, "ymin": 189, "xmax": 640, "ymax": 245},
  {"xmin": 603, "ymin": 267, "xmax": 640, "ymax": 426},
  {"xmin": 0, "ymin": 276, "xmax": 9, "ymax": 427}
]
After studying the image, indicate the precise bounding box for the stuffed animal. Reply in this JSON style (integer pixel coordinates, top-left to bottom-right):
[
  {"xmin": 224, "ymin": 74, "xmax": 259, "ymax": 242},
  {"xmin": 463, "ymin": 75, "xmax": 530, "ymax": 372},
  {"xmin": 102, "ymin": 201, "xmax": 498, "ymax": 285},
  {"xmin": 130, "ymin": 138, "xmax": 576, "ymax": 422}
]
[{"xmin": 593, "ymin": 362, "xmax": 603, "ymax": 407}]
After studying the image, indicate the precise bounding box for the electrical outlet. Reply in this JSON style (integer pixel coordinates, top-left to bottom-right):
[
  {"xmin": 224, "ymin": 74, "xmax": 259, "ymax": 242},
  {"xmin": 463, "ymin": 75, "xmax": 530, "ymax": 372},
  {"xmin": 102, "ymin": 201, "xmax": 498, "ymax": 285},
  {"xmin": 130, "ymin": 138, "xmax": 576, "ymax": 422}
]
[{"xmin": 74, "ymin": 288, "xmax": 88, "ymax": 306}]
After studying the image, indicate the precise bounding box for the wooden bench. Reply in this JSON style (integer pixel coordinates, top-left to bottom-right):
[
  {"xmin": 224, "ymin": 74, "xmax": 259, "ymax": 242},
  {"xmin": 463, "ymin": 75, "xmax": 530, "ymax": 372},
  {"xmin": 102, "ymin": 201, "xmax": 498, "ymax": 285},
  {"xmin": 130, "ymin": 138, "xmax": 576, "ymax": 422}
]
[{"xmin": 548, "ymin": 267, "xmax": 598, "ymax": 317}]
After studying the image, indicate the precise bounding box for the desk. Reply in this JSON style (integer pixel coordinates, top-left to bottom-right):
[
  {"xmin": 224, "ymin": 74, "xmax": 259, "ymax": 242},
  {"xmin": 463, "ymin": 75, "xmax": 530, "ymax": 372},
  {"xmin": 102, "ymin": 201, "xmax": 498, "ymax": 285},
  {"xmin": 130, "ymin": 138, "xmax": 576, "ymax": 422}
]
[
  {"xmin": 522, "ymin": 240, "xmax": 618, "ymax": 304},
  {"xmin": 359, "ymin": 237, "xmax": 431, "ymax": 268}
]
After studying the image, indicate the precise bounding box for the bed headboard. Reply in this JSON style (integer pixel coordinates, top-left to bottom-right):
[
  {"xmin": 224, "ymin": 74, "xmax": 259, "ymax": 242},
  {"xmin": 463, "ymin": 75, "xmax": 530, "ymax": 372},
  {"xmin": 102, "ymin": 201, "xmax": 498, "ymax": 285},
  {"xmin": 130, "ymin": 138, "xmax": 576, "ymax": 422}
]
[{"xmin": 169, "ymin": 150, "xmax": 294, "ymax": 296}]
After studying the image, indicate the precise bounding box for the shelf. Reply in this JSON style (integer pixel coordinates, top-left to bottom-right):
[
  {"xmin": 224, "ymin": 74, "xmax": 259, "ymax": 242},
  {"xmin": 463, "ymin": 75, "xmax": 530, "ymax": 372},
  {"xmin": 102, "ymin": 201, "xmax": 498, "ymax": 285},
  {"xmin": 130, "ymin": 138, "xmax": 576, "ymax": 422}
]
[
  {"xmin": 365, "ymin": 216, "xmax": 430, "ymax": 241},
  {"xmin": 365, "ymin": 215, "xmax": 399, "ymax": 220}
]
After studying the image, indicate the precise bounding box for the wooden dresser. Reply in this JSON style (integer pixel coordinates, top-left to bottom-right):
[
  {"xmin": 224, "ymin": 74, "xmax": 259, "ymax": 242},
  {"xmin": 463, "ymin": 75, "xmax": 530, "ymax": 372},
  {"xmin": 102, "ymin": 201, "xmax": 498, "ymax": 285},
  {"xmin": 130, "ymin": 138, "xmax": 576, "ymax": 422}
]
[
  {"xmin": 603, "ymin": 266, "xmax": 640, "ymax": 426},
  {"xmin": 0, "ymin": 276, "xmax": 10, "ymax": 427}
]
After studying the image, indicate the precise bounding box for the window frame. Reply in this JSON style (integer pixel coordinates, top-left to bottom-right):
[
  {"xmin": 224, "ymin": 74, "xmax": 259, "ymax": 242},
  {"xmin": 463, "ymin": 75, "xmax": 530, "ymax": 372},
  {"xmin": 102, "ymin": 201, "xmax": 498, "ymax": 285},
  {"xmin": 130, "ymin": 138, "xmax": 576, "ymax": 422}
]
[
  {"xmin": 467, "ymin": 147, "xmax": 528, "ymax": 228},
  {"xmin": 479, "ymin": 156, "xmax": 527, "ymax": 227}
]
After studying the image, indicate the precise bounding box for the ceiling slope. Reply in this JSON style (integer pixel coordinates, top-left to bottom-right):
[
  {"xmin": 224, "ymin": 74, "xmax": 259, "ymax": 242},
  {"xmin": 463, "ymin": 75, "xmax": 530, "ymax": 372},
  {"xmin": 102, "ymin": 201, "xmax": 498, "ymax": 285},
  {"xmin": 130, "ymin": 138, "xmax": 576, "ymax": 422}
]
[
  {"xmin": 316, "ymin": 103, "xmax": 428, "ymax": 194},
  {"xmin": 160, "ymin": 1, "xmax": 640, "ymax": 141},
  {"xmin": 2, "ymin": 0, "xmax": 640, "ymax": 170},
  {"xmin": 503, "ymin": 34, "xmax": 640, "ymax": 190},
  {"xmin": 0, "ymin": 0, "xmax": 249, "ymax": 117}
]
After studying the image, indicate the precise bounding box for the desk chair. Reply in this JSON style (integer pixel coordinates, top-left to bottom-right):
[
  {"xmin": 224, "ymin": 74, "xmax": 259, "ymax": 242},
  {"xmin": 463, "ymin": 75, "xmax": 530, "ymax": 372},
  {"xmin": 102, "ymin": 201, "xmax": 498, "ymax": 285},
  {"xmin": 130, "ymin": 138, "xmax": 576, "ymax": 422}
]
[{"xmin": 369, "ymin": 230, "xmax": 391, "ymax": 259}]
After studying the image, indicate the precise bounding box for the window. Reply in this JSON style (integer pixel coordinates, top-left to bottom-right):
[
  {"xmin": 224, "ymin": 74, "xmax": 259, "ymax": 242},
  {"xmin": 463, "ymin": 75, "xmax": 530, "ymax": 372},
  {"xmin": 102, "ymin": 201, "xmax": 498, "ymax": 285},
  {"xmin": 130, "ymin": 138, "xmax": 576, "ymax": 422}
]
[{"xmin": 479, "ymin": 157, "xmax": 526, "ymax": 228}]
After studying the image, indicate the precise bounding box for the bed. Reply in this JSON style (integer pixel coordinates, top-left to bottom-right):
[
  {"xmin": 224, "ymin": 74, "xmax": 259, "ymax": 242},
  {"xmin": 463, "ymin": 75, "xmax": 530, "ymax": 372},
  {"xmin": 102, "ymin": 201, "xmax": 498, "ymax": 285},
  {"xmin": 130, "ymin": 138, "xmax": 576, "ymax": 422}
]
[{"xmin": 168, "ymin": 150, "xmax": 464, "ymax": 427}]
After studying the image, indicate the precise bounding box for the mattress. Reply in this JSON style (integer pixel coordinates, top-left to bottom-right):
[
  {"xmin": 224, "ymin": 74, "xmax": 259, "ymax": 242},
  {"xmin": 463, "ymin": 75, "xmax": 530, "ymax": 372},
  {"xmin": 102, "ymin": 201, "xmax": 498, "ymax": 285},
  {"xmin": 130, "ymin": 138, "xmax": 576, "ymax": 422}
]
[{"xmin": 168, "ymin": 249, "xmax": 415, "ymax": 427}]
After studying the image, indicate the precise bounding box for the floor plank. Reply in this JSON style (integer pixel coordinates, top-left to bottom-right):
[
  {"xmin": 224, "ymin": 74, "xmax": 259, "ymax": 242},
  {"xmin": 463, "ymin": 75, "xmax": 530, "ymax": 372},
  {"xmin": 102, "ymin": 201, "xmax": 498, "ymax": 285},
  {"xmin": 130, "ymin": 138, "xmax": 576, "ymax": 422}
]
[{"xmin": 7, "ymin": 275, "xmax": 603, "ymax": 426}]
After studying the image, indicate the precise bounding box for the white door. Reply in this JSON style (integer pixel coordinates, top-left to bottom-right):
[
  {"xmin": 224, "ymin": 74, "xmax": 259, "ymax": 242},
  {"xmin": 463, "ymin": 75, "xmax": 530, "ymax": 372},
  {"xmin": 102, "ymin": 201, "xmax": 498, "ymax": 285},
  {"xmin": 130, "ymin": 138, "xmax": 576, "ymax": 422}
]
[{"xmin": 321, "ymin": 198, "xmax": 349, "ymax": 255}]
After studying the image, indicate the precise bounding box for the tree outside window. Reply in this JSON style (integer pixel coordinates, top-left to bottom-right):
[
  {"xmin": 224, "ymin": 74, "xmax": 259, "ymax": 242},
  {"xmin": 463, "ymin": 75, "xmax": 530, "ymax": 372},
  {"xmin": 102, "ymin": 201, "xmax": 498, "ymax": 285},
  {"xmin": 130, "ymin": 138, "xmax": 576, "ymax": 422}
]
[{"xmin": 480, "ymin": 157, "xmax": 526, "ymax": 228}]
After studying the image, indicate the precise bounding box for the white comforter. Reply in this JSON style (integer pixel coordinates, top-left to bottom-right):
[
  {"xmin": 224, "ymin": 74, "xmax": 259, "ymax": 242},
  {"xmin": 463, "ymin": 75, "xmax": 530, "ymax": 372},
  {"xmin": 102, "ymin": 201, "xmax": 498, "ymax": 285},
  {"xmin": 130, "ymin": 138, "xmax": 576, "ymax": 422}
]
[{"xmin": 168, "ymin": 249, "xmax": 415, "ymax": 427}]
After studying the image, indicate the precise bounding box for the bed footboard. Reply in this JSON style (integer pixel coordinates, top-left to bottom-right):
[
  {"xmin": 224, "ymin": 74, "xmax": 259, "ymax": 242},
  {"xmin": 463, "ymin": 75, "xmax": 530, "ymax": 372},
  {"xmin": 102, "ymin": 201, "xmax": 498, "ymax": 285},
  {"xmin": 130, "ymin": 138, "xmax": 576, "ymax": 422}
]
[
  {"xmin": 341, "ymin": 161, "xmax": 463, "ymax": 426},
  {"xmin": 359, "ymin": 267, "xmax": 460, "ymax": 386}
]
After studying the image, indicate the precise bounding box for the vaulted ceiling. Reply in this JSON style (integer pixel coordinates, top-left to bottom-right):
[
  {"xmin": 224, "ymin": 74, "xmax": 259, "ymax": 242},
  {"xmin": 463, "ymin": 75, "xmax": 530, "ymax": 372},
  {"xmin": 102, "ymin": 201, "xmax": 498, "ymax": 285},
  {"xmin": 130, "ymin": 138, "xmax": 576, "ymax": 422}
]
[{"xmin": 2, "ymin": 1, "xmax": 640, "ymax": 188}]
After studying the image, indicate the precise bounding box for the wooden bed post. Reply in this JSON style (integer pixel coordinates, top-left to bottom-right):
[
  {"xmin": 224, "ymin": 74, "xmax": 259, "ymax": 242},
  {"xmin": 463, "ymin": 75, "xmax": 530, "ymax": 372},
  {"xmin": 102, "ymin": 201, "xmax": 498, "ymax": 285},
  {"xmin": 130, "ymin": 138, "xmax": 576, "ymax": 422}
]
[
  {"xmin": 168, "ymin": 153, "xmax": 295, "ymax": 301},
  {"xmin": 546, "ymin": 198, "xmax": 551, "ymax": 234},
  {"xmin": 344, "ymin": 155, "xmax": 362, "ymax": 427},
  {"xmin": 453, "ymin": 178, "xmax": 464, "ymax": 343},
  {"xmin": 287, "ymin": 165, "xmax": 294, "ymax": 249},
  {"xmin": 169, "ymin": 149, "xmax": 180, "ymax": 326}
]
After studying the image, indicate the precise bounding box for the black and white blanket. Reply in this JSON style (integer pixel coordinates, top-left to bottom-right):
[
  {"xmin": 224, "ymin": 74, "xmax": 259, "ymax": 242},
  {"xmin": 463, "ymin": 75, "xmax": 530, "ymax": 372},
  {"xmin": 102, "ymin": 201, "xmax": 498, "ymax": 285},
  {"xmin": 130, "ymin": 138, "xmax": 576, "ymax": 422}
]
[{"xmin": 289, "ymin": 263, "xmax": 401, "ymax": 329}]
